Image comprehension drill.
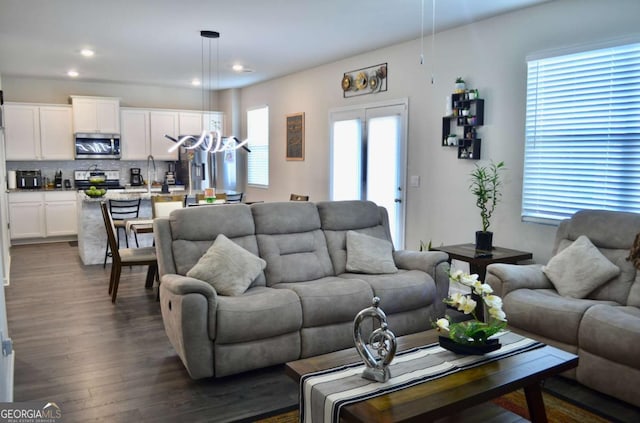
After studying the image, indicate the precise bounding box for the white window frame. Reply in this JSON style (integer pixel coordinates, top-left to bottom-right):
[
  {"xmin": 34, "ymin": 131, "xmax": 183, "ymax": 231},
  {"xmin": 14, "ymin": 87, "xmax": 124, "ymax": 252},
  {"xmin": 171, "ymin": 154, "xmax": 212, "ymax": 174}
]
[
  {"xmin": 246, "ymin": 105, "xmax": 269, "ymax": 188},
  {"xmin": 522, "ymin": 38, "xmax": 640, "ymax": 225}
]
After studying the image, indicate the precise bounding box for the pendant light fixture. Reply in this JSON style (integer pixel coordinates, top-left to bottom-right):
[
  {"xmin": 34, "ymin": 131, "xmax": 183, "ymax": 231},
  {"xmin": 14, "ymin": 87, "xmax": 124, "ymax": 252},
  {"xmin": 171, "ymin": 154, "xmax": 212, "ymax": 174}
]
[{"xmin": 166, "ymin": 30, "xmax": 250, "ymax": 153}]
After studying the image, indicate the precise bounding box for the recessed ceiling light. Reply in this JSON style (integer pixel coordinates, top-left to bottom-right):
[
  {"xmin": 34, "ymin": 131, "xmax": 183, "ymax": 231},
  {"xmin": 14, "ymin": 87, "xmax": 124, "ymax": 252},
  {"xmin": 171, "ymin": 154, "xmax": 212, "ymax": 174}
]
[
  {"xmin": 67, "ymin": 70, "xmax": 79, "ymax": 77},
  {"xmin": 80, "ymin": 49, "xmax": 94, "ymax": 57},
  {"xmin": 191, "ymin": 79, "xmax": 201, "ymax": 86},
  {"xmin": 232, "ymin": 64, "xmax": 254, "ymax": 73}
]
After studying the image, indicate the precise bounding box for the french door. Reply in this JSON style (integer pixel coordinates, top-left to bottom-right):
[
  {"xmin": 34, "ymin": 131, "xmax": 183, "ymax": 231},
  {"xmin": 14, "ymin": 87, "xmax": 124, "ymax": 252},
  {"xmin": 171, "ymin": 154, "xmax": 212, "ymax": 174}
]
[{"xmin": 329, "ymin": 99, "xmax": 408, "ymax": 248}]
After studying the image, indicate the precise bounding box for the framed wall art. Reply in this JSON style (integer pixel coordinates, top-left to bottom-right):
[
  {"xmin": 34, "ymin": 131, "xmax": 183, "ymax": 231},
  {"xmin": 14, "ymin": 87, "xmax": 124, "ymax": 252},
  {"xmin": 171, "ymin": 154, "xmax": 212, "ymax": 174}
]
[
  {"xmin": 286, "ymin": 112, "xmax": 305, "ymax": 161},
  {"xmin": 342, "ymin": 63, "xmax": 387, "ymax": 98}
]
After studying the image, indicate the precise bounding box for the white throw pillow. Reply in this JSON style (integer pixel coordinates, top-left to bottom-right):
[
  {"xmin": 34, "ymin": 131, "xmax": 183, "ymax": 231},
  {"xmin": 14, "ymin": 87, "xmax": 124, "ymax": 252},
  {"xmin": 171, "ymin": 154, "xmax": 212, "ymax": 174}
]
[
  {"xmin": 186, "ymin": 234, "xmax": 266, "ymax": 296},
  {"xmin": 345, "ymin": 230, "xmax": 398, "ymax": 274},
  {"xmin": 542, "ymin": 235, "xmax": 620, "ymax": 299}
]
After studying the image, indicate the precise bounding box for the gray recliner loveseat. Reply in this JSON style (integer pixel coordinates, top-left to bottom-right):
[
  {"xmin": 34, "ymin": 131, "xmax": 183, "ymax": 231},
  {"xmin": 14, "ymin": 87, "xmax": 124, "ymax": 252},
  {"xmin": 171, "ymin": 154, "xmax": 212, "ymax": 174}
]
[
  {"xmin": 486, "ymin": 209, "xmax": 640, "ymax": 407},
  {"xmin": 154, "ymin": 200, "xmax": 450, "ymax": 379}
]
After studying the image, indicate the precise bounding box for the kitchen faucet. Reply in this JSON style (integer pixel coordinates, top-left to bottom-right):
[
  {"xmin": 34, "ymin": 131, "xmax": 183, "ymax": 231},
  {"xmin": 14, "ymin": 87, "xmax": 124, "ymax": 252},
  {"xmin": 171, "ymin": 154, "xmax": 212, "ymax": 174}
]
[{"xmin": 147, "ymin": 154, "xmax": 156, "ymax": 194}]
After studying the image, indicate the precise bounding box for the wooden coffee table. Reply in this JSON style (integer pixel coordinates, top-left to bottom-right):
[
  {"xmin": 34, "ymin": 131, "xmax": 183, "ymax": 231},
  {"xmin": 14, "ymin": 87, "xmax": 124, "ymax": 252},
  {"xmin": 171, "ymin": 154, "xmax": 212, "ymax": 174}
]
[{"xmin": 286, "ymin": 330, "xmax": 578, "ymax": 423}]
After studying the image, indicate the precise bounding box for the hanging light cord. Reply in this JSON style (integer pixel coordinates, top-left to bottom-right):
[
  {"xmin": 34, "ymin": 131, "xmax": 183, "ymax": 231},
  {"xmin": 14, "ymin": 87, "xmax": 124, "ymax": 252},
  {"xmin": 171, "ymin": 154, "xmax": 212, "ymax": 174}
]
[
  {"xmin": 431, "ymin": 0, "xmax": 436, "ymax": 84},
  {"xmin": 420, "ymin": 0, "xmax": 424, "ymax": 65}
]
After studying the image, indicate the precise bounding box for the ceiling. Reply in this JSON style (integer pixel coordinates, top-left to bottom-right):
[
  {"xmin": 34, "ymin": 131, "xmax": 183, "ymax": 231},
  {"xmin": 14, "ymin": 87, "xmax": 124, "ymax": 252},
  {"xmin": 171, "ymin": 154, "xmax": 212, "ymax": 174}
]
[{"xmin": 0, "ymin": 0, "xmax": 549, "ymax": 90}]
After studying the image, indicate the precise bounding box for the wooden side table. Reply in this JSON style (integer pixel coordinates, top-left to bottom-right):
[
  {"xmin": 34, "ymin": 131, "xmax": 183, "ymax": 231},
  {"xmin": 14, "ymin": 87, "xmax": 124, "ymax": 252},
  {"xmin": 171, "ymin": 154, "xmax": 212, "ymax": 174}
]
[
  {"xmin": 432, "ymin": 243, "xmax": 533, "ymax": 282},
  {"xmin": 432, "ymin": 243, "xmax": 533, "ymax": 320}
]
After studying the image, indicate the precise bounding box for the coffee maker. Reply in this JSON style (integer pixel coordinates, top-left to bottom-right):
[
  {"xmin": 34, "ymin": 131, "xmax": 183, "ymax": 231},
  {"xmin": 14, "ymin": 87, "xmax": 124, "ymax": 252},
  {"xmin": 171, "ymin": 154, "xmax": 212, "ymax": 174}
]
[
  {"xmin": 165, "ymin": 162, "xmax": 176, "ymax": 185},
  {"xmin": 54, "ymin": 170, "xmax": 63, "ymax": 189},
  {"xmin": 130, "ymin": 168, "xmax": 143, "ymax": 186}
]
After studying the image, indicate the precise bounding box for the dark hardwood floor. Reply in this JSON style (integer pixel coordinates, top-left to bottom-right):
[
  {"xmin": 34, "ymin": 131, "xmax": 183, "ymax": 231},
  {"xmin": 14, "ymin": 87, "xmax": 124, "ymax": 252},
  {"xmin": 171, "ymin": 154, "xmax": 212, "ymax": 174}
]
[{"xmin": 6, "ymin": 242, "xmax": 297, "ymax": 422}]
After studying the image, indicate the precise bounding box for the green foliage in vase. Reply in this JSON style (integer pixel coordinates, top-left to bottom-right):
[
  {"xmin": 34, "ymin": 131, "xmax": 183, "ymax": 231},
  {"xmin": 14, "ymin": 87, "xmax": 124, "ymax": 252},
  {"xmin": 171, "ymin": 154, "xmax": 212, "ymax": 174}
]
[
  {"xmin": 434, "ymin": 271, "xmax": 506, "ymax": 346},
  {"xmin": 469, "ymin": 161, "xmax": 505, "ymax": 233}
]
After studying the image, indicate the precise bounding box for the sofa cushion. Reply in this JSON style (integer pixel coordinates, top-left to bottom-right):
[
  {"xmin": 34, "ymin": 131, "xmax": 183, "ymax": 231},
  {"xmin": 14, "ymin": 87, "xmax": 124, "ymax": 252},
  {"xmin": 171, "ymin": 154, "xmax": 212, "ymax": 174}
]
[
  {"xmin": 317, "ymin": 201, "xmax": 393, "ymax": 275},
  {"xmin": 543, "ymin": 235, "xmax": 620, "ymax": 298},
  {"xmin": 186, "ymin": 234, "xmax": 266, "ymax": 296},
  {"xmin": 579, "ymin": 305, "xmax": 640, "ymax": 370},
  {"xmin": 273, "ymin": 276, "xmax": 374, "ymax": 327},
  {"xmin": 215, "ymin": 287, "xmax": 302, "ymax": 344},
  {"xmin": 252, "ymin": 202, "xmax": 335, "ymax": 285},
  {"xmin": 503, "ymin": 288, "xmax": 618, "ymax": 346},
  {"xmin": 339, "ymin": 270, "xmax": 436, "ymax": 314},
  {"xmin": 346, "ymin": 230, "xmax": 397, "ymax": 274}
]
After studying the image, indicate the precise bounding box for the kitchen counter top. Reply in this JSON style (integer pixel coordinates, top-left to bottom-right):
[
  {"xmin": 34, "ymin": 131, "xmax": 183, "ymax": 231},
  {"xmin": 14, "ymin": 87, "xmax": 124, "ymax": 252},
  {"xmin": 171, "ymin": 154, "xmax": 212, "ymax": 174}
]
[{"xmin": 79, "ymin": 187, "xmax": 188, "ymax": 202}]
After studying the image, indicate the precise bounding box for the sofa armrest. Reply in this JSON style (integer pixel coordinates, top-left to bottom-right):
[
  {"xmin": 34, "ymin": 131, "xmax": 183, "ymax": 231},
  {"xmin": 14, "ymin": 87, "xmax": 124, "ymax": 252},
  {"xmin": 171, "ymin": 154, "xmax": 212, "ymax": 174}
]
[
  {"xmin": 393, "ymin": 250, "xmax": 451, "ymax": 315},
  {"xmin": 485, "ymin": 263, "xmax": 553, "ymax": 298},
  {"xmin": 159, "ymin": 274, "xmax": 219, "ymax": 379}
]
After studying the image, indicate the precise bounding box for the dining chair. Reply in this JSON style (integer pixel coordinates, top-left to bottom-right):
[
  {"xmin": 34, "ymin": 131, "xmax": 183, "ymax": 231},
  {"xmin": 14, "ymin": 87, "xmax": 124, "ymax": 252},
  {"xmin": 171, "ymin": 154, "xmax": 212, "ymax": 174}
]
[
  {"xmin": 225, "ymin": 193, "xmax": 244, "ymax": 203},
  {"xmin": 103, "ymin": 198, "xmax": 142, "ymax": 268},
  {"xmin": 151, "ymin": 194, "xmax": 187, "ymax": 218},
  {"xmin": 290, "ymin": 193, "xmax": 309, "ymax": 201},
  {"xmin": 100, "ymin": 201, "xmax": 157, "ymax": 303}
]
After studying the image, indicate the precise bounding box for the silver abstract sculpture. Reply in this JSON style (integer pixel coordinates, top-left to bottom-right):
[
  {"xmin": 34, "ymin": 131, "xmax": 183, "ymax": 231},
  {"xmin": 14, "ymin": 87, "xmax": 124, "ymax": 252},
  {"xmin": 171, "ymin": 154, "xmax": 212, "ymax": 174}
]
[{"xmin": 353, "ymin": 297, "xmax": 397, "ymax": 382}]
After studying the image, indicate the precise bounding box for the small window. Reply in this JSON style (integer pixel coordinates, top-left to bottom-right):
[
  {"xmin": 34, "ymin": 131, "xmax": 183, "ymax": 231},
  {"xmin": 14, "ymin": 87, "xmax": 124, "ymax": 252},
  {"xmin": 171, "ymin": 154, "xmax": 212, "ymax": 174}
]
[
  {"xmin": 247, "ymin": 106, "xmax": 269, "ymax": 187},
  {"xmin": 522, "ymin": 41, "xmax": 640, "ymax": 224}
]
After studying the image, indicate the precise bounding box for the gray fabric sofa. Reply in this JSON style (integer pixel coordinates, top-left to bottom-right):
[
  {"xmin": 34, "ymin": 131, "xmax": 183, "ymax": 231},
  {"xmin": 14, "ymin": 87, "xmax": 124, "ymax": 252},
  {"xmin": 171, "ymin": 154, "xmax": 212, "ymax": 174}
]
[
  {"xmin": 154, "ymin": 200, "xmax": 450, "ymax": 379},
  {"xmin": 486, "ymin": 210, "xmax": 640, "ymax": 407}
]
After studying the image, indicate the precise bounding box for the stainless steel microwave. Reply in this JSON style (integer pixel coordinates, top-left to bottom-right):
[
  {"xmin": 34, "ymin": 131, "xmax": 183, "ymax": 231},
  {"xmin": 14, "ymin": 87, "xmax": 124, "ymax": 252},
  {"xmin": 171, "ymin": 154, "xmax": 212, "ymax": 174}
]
[{"xmin": 75, "ymin": 133, "xmax": 121, "ymax": 160}]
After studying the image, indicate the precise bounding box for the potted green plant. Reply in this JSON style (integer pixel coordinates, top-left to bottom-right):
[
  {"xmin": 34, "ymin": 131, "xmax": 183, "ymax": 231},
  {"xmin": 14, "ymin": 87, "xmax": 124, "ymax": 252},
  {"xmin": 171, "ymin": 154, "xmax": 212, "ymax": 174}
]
[
  {"xmin": 455, "ymin": 77, "xmax": 466, "ymax": 93},
  {"xmin": 469, "ymin": 161, "xmax": 505, "ymax": 251}
]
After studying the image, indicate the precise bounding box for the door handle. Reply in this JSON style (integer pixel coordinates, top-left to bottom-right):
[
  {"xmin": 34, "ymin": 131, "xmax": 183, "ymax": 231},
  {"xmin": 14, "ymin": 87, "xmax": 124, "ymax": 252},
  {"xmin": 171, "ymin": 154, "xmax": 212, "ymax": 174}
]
[{"xmin": 394, "ymin": 198, "xmax": 402, "ymax": 203}]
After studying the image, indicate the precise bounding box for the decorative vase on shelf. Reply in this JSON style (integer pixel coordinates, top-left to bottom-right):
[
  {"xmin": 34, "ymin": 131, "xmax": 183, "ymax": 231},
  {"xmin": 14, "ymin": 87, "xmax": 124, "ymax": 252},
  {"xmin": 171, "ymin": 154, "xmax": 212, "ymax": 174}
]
[
  {"xmin": 447, "ymin": 134, "xmax": 457, "ymax": 146},
  {"xmin": 455, "ymin": 78, "xmax": 466, "ymax": 93},
  {"xmin": 475, "ymin": 230, "xmax": 493, "ymax": 252}
]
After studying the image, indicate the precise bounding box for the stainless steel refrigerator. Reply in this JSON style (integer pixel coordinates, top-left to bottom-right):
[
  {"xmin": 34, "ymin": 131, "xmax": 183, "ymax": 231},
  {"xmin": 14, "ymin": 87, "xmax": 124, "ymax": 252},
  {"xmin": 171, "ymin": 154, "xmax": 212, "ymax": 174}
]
[{"xmin": 175, "ymin": 143, "xmax": 247, "ymax": 195}]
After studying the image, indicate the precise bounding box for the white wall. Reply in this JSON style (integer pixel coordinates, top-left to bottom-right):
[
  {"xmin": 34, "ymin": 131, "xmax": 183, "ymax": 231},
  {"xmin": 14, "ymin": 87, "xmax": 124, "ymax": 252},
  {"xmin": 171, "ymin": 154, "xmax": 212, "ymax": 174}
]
[
  {"xmin": 238, "ymin": 0, "xmax": 640, "ymax": 263},
  {"xmin": 1, "ymin": 76, "xmax": 213, "ymax": 110}
]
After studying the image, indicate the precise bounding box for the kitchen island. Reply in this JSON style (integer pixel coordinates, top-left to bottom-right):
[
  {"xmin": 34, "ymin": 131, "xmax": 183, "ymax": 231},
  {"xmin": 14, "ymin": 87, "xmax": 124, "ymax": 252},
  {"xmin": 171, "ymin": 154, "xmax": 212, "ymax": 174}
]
[{"xmin": 77, "ymin": 188, "xmax": 190, "ymax": 265}]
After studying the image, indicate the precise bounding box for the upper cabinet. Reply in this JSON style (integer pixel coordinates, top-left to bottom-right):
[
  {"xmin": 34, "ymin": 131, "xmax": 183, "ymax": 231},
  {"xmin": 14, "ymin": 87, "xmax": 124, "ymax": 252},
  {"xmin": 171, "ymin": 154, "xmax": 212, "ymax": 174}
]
[
  {"xmin": 178, "ymin": 112, "xmax": 203, "ymax": 136},
  {"xmin": 4, "ymin": 103, "xmax": 73, "ymax": 161},
  {"xmin": 120, "ymin": 108, "xmax": 151, "ymax": 160},
  {"xmin": 149, "ymin": 111, "xmax": 179, "ymax": 161},
  {"xmin": 122, "ymin": 108, "xmax": 214, "ymax": 161},
  {"xmin": 70, "ymin": 96, "xmax": 120, "ymax": 134}
]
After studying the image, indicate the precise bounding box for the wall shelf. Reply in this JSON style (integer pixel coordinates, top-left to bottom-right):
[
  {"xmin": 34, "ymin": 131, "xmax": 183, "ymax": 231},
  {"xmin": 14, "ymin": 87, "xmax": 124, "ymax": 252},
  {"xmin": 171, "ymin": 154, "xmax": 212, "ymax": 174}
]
[{"xmin": 442, "ymin": 92, "xmax": 484, "ymax": 160}]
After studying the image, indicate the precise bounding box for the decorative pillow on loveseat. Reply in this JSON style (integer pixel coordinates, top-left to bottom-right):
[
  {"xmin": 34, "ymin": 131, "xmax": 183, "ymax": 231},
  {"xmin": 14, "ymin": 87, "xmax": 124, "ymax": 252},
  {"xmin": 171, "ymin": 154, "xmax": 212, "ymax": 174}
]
[
  {"xmin": 345, "ymin": 230, "xmax": 398, "ymax": 274},
  {"xmin": 542, "ymin": 235, "xmax": 620, "ymax": 299},
  {"xmin": 186, "ymin": 234, "xmax": 266, "ymax": 296}
]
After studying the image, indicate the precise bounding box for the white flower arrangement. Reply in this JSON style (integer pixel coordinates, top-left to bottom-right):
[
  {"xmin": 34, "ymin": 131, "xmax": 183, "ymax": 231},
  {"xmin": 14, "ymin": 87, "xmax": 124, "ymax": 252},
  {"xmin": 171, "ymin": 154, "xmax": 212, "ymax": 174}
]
[{"xmin": 435, "ymin": 270, "xmax": 507, "ymax": 345}]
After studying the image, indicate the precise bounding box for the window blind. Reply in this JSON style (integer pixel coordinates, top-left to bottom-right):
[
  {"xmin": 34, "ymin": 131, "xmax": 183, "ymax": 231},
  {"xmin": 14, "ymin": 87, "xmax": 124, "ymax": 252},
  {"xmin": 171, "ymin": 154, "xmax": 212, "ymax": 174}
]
[
  {"xmin": 523, "ymin": 42, "xmax": 640, "ymax": 224},
  {"xmin": 247, "ymin": 106, "xmax": 269, "ymax": 187}
]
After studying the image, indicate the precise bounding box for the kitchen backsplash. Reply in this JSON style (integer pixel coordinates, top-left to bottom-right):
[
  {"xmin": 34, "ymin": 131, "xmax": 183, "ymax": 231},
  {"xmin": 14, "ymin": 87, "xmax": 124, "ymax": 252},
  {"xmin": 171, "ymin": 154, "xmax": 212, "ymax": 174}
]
[{"xmin": 6, "ymin": 160, "xmax": 171, "ymax": 187}]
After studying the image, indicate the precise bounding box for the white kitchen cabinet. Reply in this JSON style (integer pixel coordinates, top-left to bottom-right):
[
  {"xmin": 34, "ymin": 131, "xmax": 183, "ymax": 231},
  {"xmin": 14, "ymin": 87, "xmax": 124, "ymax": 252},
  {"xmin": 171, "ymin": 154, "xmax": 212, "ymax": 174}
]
[
  {"xmin": 178, "ymin": 112, "xmax": 203, "ymax": 136},
  {"xmin": 203, "ymin": 111, "xmax": 225, "ymax": 133},
  {"xmin": 39, "ymin": 106, "xmax": 74, "ymax": 159},
  {"xmin": 8, "ymin": 193, "xmax": 45, "ymax": 239},
  {"xmin": 71, "ymin": 96, "xmax": 120, "ymax": 134},
  {"xmin": 150, "ymin": 111, "xmax": 179, "ymax": 161},
  {"xmin": 4, "ymin": 104, "xmax": 73, "ymax": 161},
  {"xmin": 44, "ymin": 192, "xmax": 77, "ymax": 236},
  {"xmin": 120, "ymin": 108, "xmax": 151, "ymax": 160},
  {"xmin": 8, "ymin": 192, "xmax": 77, "ymax": 240}
]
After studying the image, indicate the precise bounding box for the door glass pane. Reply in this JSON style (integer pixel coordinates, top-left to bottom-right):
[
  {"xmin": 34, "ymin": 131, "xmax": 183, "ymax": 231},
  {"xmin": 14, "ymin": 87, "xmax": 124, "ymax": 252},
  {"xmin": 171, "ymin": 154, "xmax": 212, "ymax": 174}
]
[
  {"xmin": 366, "ymin": 115, "xmax": 400, "ymax": 245},
  {"xmin": 331, "ymin": 119, "xmax": 362, "ymax": 200}
]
